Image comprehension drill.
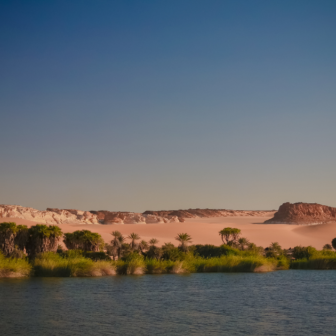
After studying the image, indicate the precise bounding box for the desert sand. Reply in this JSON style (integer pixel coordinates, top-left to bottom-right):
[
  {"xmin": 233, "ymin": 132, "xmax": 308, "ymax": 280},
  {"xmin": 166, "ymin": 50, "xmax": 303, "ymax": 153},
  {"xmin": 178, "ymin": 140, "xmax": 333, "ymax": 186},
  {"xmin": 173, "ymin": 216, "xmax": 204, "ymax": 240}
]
[{"xmin": 3, "ymin": 215, "xmax": 336, "ymax": 249}]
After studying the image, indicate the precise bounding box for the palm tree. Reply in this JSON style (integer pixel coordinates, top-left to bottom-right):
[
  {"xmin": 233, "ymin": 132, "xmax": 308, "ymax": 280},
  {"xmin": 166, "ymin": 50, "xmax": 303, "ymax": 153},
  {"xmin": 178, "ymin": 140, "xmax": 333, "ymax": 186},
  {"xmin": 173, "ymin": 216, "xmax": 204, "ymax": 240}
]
[
  {"xmin": 63, "ymin": 230, "xmax": 104, "ymax": 252},
  {"xmin": 105, "ymin": 243, "xmax": 118, "ymax": 260},
  {"xmin": 111, "ymin": 230, "xmax": 121, "ymax": 238},
  {"xmin": 238, "ymin": 237, "xmax": 250, "ymax": 251},
  {"xmin": 26, "ymin": 224, "xmax": 63, "ymax": 257},
  {"xmin": 265, "ymin": 242, "xmax": 283, "ymax": 258},
  {"xmin": 175, "ymin": 233, "xmax": 192, "ymax": 252},
  {"xmin": 138, "ymin": 240, "xmax": 149, "ymax": 253},
  {"xmin": 218, "ymin": 227, "xmax": 241, "ymax": 245},
  {"xmin": 128, "ymin": 233, "xmax": 140, "ymax": 250},
  {"xmin": 332, "ymin": 238, "xmax": 336, "ymax": 250},
  {"xmin": 149, "ymin": 238, "xmax": 158, "ymax": 246},
  {"xmin": 0, "ymin": 222, "xmax": 28, "ymax": 256},
  {"xmin": 323, "ymin": 244, "xmax": 332, "ymax": 251}
]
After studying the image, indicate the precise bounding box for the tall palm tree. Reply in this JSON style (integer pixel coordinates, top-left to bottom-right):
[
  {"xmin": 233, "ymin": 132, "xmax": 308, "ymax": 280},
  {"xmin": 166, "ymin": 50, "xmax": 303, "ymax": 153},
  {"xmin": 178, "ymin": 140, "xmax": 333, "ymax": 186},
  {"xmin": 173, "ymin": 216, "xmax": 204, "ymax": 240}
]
[
  {"xmin": 175, "ymin": 233, "xmax": 192, "ymax": 252},
  {"xmin": 138, "ymin": 240, "xmax": 149, "ymax": 253},
  {"xmin": 110, "ymin": 232, "xmax": 125, "ymax": 259},
  {"xmin": 128, "ymin": 233, "xmax": 140, "ymax": 250},
  {"xmin": 26, "ymin": 224, "xmax": 63, "ymax": 257},
  {"xmin": 111, "ymin": 231, "xmax": 122, "ymax": 246},
  {"xmin": 238, "ymin": 237, "xmax": 250, "ymax": 251},
  {"xmin": 149, "ymin": 238, "xmax": 159, "ymax": 246},
  {"xmin": 0, "ymin": 222, "xmax": 28, "ymax": 256}
]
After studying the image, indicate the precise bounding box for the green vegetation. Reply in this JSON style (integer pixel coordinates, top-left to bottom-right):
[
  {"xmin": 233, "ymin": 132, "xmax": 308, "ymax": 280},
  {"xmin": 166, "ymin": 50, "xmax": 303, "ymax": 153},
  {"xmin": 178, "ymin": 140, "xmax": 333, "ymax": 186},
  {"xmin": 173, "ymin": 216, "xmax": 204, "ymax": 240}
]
[
  {"xmin": 2, "ymin": 223, "xmax": 336, "ymax": 277},
  {"xmin": 26, "ymin": 224, "xmax": 63, "ymax": 257},
  {"xmin": 33, "ymin": 251, "xmax": 115, "ymax": 277},
  {"xmin": 64, "ymin": 230, "xmax": 104, "ymax": 252},
  {"xmin": 0, "ymin": 252, "xmax": 32, "ymax": 277},
  {"xmin": 175, "ymin": 233, "xmax": 192, "ymax": 252},
  {"xmin": 0, "ymin": 222, "xmax": 29, "ymax": 256},
  {"xmin": 218, "ymin": 227, "xmax": 241, "ymax": 245}
]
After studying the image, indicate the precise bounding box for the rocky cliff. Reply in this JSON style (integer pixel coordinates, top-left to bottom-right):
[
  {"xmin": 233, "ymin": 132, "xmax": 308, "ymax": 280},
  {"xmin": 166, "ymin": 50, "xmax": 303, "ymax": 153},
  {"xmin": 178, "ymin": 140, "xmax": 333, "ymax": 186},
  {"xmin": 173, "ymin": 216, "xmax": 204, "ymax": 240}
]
[
  {"xmin": 143, "ymin": 209, "xmax": 274, "ymax": 221},
  {"xmin": 0, "ymin": 205, "xmax": 99, "ymax": 225},
  {"xmin": 264, "ymin": 202, "xmax": 336, "ymax": 224},
  {"xmin": 90, "ymin": 211, "xmax": 180, "ymax": 224},
  {"xmin": 90, "ymin": 208, "xmax": 274, "ymax": 224}
]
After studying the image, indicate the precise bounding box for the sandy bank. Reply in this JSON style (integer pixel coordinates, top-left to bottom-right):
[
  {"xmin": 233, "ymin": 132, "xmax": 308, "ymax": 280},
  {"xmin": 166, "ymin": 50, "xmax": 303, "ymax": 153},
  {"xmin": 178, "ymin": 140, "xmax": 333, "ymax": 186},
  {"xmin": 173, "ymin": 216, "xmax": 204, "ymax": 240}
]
[{"xmin": 2, "ymin": 216, "xmax": 336, "ymax": 249}]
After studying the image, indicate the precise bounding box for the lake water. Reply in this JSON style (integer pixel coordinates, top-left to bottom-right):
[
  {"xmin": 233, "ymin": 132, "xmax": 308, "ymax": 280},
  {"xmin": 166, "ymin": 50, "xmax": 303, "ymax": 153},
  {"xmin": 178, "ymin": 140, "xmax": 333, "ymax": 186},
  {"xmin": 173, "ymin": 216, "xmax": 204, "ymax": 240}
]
[{"xmin": 1, "ymin": 271, "xmax": 335, "ymax": 335}]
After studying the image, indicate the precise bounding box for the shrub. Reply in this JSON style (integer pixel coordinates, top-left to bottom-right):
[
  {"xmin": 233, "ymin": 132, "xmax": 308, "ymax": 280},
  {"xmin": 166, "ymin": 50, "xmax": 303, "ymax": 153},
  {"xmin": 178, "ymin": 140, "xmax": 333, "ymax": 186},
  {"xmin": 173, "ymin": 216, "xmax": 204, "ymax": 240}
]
[
  {"xmin": 117, "ymin": 253, "xmax": 145, "ymax": 275},
  {"xmin": 292, "ymin": 246, "xmax": 317, "ymax": 260},
  {"xmin": 162, "ymin": 244, "xmax": 185, "ymax": 261},
  {"xmin": 0, "ymin": 252, "xmax": 32, "ymax": 277},
  {"xmin": 145, "ymin": 246, "xmax": 162, "ymax": 260}
]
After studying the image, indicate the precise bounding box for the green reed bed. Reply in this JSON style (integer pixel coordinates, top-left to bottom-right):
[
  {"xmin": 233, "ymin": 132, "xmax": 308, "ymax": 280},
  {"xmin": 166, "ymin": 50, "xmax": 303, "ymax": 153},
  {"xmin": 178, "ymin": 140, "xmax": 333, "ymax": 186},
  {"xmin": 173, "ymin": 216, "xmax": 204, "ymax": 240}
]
[
  {"xmin": 33, "ymin": 252, "xmax": 116, "ymax": 277},
  {"xmin": 0, "ymin": 252, "xmax": 32, "ymax": 277},
  {"xmin": 182, "ymin": 254, "xmax": 279, "ymax": 273},
  {"xmin": 291, "ymin": 256, "xmax": 336, "ymax": 270}
]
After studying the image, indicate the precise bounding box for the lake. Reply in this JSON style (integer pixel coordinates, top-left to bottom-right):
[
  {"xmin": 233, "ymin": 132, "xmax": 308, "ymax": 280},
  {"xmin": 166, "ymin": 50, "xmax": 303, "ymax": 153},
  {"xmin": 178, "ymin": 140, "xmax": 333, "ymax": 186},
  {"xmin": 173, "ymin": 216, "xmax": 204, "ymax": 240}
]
[{"xmin": 1, "ymin": 271, "xmax": 335, "ymax": 335}]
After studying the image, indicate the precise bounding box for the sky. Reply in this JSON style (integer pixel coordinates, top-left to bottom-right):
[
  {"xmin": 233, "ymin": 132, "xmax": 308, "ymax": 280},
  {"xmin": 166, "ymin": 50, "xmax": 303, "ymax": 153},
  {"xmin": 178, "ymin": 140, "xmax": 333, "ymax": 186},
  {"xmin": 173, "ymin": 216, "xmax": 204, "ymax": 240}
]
[{"xmin": 0, "ymin": 0, "xmax": 336, "ymax": 212}]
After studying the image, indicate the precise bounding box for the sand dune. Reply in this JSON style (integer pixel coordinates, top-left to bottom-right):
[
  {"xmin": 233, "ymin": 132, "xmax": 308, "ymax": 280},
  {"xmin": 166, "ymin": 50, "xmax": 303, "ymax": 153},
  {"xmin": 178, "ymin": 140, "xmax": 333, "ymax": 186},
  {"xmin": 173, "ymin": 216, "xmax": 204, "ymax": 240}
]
[{"xmin": 2, "ymin": 216, "xmax": 336, "ymax": 249}]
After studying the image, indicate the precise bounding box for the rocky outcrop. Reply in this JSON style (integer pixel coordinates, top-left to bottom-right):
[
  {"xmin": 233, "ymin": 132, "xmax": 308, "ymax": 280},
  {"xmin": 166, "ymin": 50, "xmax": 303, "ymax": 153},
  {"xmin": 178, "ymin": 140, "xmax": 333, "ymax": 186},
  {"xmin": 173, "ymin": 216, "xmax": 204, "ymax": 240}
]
[
  {"xmin": 89, "ymin": 210, "xmax": 180, "ymax": 224},
  {"xmin": 90, "ymin": 208, "xmax": 274, "ymax": 224},
  {"xmin": 143, "ymin": 209, "xmax": 275, "ymax": 221},
  {"xmin": 0, "ymin": 205, "xmax": 99, "ymax": 225},
  {"xmin": 264, "ymin": 202, "xmax": 336, "ymax": 224}
]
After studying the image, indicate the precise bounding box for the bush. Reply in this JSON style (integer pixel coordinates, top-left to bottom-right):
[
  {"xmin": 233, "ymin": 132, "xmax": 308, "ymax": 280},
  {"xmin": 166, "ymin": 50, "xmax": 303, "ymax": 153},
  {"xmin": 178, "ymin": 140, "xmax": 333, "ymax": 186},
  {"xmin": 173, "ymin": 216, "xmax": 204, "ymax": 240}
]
[
  {"xmin": 0, "ymin": 252, "xmax": 32, "ymax": 277},
  {"xmin": 33, "ymin": 252, "xmax": 115, "ymax": 277},
  {"xmin": 116, "ymin": 253, "xmax": 146, "ymax": 275},
  {"xmin": 161, "ymin": 244, "xmax": 185, "ymax": 261},
  {"xmin": 193, "ymin": 244, "xmax": 242, "ymax": 258},
  {"xmin": 292, "ymin": 246, "xmax": 317, "ymax": 260}
]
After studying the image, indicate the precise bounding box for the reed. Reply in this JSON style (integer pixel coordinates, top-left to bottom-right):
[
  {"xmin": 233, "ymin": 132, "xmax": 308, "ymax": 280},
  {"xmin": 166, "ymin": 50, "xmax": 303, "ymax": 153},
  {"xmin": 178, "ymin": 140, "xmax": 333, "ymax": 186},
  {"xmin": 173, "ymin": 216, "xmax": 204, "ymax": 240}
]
[
  {"xmin": 144, "ymin": 259, "xmax": 186, "ymax": 274},
  {"xmin": 291, "ymin": 256, "xmax": 336, "ymax": 270},
  {"xmin": 183, "ymin": 255, "xmax": 277, "ymax": 273},
  {"xmin": 33, "ymin": 252, "xmax": 115, "ymax": 277},
  {"xmin": 0, "ymin": 252, "xmax": 32, "ymax": 277}
]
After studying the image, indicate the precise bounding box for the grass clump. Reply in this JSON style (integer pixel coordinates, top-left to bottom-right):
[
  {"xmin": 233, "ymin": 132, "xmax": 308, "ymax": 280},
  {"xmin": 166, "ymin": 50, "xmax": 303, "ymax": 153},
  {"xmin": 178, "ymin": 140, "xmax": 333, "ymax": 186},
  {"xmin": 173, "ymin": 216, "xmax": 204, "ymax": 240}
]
[
  {"xmin": 291, "ymin": 250, "xmax": 336, "ymax": 270},
  {"xmin": 183, "ymin": 254, "xmax": 276, "ymax": 273},
  {"xmin": 0, "ymin": 252, "xmax": 32, "ymax": 278},
  {"xmin": 144, "ymin": 259, "xmax": 186, "ymax": 274},
  {"xmin": 116, "ymin": 252, "xmax": 146, "ymax": 275},
  {"xmin": 33, "ymin": 251, "xmax": 115, "ymax": 277}
]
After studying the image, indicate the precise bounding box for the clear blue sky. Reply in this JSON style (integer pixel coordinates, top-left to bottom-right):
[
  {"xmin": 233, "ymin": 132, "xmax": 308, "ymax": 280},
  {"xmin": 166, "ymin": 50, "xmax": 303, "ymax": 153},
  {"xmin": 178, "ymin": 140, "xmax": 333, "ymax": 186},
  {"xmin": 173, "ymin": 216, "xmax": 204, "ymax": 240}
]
[{"xmin": 1, "ymin": 0, "xmax": 335, "ymax": 212}]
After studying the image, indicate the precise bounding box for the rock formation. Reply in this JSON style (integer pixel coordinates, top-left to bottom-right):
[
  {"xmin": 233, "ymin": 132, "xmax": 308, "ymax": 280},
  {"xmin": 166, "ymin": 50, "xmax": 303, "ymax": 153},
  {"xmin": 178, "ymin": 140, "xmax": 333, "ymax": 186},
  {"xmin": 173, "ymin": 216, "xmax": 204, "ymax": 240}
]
[
  {"xmin": 264, "ymin": 202, "xmax": 336, "ymax": 224},
  {"xmin": 90, "ymin": 210, "xmax": 180, "ymax": 224},
  {"xmin": 143, "ymin": 208, "xmax": 274, "ymax": 221},
  {"xmin": 90, "ymin": 208, "xmax": 274, "ymax": 224},
  {"xmin": 0, "ymin": 205, "xmax": 99, "ymax": 225}
]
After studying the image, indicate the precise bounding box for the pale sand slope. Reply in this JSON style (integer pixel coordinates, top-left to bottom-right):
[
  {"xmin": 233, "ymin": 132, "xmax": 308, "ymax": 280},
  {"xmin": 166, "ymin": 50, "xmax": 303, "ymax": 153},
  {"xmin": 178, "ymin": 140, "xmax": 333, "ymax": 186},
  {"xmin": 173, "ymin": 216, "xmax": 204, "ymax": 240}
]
[{"xmin": 3, "ymin": 216, "xmax": 336, "ymax": 249}]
